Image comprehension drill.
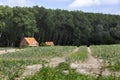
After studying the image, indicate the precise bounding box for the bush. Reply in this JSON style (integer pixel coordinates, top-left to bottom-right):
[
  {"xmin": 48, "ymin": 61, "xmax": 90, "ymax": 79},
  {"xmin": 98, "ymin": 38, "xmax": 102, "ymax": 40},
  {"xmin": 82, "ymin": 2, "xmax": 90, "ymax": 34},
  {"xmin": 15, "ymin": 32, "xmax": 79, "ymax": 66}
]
[
  {"xmin": 40, "ymin": 42, "xmax": 46, "ymax": 46},
  {"xmin": 56, "ymin": 62, "xmax": 70, "ymax": 70}
]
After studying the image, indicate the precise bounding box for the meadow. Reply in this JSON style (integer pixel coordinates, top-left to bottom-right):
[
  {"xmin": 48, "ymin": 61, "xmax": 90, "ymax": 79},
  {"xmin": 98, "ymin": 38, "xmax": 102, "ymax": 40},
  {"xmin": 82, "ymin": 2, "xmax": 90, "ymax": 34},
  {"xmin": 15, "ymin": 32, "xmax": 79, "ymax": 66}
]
[{"xmin": 0, "ymin": 45, "xmax": 120, "ymax": 80}]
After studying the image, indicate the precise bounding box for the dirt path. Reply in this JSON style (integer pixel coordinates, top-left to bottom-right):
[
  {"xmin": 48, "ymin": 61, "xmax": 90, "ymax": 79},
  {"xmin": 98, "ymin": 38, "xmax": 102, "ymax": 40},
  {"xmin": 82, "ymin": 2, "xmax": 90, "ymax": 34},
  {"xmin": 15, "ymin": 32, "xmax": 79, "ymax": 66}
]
[
  {"xmin": 71, "ymin": 47, "xmax": 102, "ymax": 75},
  {"xmin": 85, "ymin": 47, "xmax": 102, "ymax": 68},
  {"xmin": 49, "ymin": 47, "xmax": 79, "ymax": 67},
  {"xmin": 71, "ymin": 47, "xmax": 120, "ymax": 77}
]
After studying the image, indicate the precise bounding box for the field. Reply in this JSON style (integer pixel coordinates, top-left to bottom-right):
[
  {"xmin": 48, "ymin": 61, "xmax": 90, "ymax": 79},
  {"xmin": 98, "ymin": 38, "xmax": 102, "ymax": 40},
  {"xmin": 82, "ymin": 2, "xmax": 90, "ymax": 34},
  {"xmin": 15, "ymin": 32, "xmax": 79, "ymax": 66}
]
[
  {"xmin": 66, "ymin": 46, "xmax": 88, "ymax": 62},
  {"xmin": 91, "ymin": 45, "xmax": 120, "ymax": 71},
  {"xmin": 0, "ymin": 46, "xmax": 76, "ymax": 79},
  {"xmin": 0, "ymin": 45, "xmax": 120, "ymax": 80}
]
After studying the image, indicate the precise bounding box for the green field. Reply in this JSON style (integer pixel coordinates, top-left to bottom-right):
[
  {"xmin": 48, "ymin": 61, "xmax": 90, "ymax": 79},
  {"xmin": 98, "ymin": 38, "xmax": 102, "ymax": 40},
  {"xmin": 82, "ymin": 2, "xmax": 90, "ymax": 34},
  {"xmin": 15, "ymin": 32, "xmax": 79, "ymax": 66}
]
[
  {"xmin": 0, "ymin": 45, "xmax": 120, "ymax": 80},
  {"xmin": 0, "ymin": 46, "xmax": 76, "ymax": 79},
  {"xmin": 24, "ymin": 65, "xmax": 119, "ymax": 80},
  {"xmin": 66, "ymin": 46, "xmax": 88, "ymax": 62},
  {"xmin": 91, "ymin": 45, "xmax": 120, "ymax": 71}
]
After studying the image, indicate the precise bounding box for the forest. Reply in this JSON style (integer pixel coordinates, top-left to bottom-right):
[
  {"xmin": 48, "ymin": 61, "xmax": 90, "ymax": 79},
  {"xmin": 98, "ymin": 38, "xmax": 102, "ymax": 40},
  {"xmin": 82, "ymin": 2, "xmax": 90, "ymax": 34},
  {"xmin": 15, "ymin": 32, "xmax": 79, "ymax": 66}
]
[{"xmin": 0, "ymin": 5, "xmax": 120, "ymax": 47}]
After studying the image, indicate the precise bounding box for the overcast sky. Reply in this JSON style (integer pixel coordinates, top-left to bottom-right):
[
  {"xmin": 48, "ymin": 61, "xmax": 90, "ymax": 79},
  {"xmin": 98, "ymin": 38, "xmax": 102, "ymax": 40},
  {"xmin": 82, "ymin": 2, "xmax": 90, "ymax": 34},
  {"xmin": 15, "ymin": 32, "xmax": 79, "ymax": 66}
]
[{"xmin": 0, "ymin": 0, "xmax": 120, "ymax": 15}]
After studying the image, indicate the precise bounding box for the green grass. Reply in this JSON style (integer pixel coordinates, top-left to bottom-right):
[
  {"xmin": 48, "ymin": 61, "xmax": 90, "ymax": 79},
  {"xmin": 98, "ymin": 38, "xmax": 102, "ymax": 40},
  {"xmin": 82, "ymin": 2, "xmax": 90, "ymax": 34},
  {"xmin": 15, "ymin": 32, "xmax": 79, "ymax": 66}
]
[
  {"xmin": 66, "ymin": 46, "xmax": 88, "ymax": 62},
  {"xmin": 0, "ymin": 60, "xmax": 27, "ymax": 79},
  {"xmin": 0, "ymin": 46, "xmax": 75, "ymax": 60},
  {"xmin": 91, "ymin": 45, "xmax": 120, "ymax": 71},
  {"xmin": 0, "ymin": 46, "xmax": 76, "ymax": 79}
]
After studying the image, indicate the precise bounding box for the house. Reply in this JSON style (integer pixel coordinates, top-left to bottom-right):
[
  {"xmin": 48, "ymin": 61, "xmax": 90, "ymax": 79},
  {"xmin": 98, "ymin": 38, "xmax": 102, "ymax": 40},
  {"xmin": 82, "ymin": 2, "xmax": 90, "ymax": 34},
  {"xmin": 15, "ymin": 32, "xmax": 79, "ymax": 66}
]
[
  {"xmin": 20, "ymin": 37, "xmax": 39, "ymax": 47},
  {"xmin": 45, "ymin": 41, "xmax": 54, "ymax": 46}
]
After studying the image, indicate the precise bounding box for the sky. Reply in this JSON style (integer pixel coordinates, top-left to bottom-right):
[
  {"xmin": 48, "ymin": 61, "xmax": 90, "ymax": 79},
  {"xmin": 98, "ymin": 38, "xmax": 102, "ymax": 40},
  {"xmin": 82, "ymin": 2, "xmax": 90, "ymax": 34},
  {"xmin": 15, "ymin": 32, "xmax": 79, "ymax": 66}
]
[{"xmin": 0, "ymin": 0, "xmax": 120, "ymax": 15}]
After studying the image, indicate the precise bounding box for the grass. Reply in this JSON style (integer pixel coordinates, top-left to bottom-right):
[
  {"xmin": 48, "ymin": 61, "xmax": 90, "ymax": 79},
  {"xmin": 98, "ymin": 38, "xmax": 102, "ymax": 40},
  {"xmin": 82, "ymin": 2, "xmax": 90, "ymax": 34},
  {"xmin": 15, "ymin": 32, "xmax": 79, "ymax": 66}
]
[
  {"xmin": 0, "ymin": 60, "xmax": 27, "ymax": 79},
  {"xmin": 66, "ymin": 46, "xmax": 88, "ymax": 62},
  {"xmin": 0, "ymin": 46, "xmax": 76, "ymax": 79},
  {"xmin": 0, "ymin": 46, "xmax": 75, "ymax": 60},
  {"xmin": 91, "ymin": 45, "xmax": 120, "ymax": 71}
]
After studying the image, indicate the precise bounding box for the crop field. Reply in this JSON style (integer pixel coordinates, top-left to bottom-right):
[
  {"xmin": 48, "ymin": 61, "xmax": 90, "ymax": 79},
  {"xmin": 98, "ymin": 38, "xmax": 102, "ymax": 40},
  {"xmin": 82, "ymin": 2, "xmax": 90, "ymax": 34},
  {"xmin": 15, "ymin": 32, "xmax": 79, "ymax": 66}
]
[
  {"xmin": 91, "ymin": 45, "xmax": 120, "ymax": 71},
  {"xmin": 24, "ymin": 66, "xmax": 118, "ymax": 80},
  {"xmin": 0, "ymin": 46, "xmax": 76, "ymax": 79},
  {"xmin": 0, "ymin": 45, "xmax": 120, "ymax": 80},
  {"xmin": 66, "ymin": 46, "xmax": 88, "ymax": 62},
  {"xmin": 0, "ymin": 46, "xmax": 75, "ymax": 60}
]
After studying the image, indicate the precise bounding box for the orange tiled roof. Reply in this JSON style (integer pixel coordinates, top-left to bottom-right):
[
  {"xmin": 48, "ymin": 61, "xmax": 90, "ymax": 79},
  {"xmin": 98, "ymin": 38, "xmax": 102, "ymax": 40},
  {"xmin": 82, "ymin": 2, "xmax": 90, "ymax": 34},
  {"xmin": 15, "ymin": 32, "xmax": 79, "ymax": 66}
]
[{"xmin": 24, "ymin": 37, "xmax": 38, "ymax": 45}]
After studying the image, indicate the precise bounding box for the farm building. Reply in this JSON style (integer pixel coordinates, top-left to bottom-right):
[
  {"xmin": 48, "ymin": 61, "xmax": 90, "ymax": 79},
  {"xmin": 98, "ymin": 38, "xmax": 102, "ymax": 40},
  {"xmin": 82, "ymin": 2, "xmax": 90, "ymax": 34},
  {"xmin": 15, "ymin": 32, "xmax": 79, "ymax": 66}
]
[
  {"xmin": 45, "ymin": 41, "xmax": 54, "ymax": 46},
  {"xmin": 20, "ymin": 37, "xmax": 39, "ymax": 47}
]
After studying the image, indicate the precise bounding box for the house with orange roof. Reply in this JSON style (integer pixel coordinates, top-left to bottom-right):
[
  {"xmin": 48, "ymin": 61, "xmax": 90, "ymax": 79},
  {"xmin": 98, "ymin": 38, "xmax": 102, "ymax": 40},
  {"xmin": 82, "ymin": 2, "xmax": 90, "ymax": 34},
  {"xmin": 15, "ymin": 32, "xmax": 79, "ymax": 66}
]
[
  {"xmin": 20, "ymin": 37, "xmax": 39, "ymax": 47},
  {"xmin": 45, "ymin": 41, "xmax": 54, "ymax": 46}
]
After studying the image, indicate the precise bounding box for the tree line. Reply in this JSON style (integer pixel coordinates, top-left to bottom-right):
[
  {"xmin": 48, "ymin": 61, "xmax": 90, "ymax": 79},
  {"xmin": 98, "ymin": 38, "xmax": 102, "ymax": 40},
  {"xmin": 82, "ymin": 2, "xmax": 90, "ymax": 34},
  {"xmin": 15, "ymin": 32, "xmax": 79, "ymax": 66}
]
[{"xmin": 0, "ymin": 6, "xmax": 120, "ymax": 47}]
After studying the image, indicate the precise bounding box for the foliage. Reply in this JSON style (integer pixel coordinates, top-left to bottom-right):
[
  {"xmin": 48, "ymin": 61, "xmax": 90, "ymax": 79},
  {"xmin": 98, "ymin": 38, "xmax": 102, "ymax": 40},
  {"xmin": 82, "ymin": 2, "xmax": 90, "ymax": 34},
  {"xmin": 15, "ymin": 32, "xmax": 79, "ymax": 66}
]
[
  {"xmin": 0, "ymin": 6, "xmax": 120, "ymax": 47},
  {"xmin": 0, "ymin": 60, "xmax": 24, "ymax": 80},
  {"xmin": 55, "ymin": 62, "xmax": 71, "ymax": 70},
  {"xmin": 40, "ymin": 42, "xmax": 47, "ymax": 46}
]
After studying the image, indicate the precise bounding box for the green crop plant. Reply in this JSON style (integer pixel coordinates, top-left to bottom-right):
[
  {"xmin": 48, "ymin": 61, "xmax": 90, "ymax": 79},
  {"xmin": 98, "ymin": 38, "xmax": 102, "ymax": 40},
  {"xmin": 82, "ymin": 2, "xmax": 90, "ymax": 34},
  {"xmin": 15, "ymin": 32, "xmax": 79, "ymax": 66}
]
[
  {"xmin": 66, "ymin": 46, "xmax": 88, "ymax": 62},
  {"xmin": 0, "ymin": 46, "xmax": 75, "ymax": 79},
  {"xmin": 0, "ymin": 46, "xmax": 120, "ymax": 79},
  {"xmin": 24, "ymin": 63, "xmax": 120, "ymax": 80}
]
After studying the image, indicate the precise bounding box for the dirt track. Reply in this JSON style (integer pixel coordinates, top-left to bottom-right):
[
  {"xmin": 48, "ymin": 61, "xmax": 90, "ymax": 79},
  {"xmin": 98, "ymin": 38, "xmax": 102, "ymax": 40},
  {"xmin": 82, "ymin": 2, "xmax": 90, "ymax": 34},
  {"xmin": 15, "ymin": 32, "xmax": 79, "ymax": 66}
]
[
  {"xmin": 71, "ymin": 47, "xmax": 120, "ymax": 77},
  {"xmin": 49, "ymin": 47, "xmax": 79, "ymax": 67},
  {"xmin": 71, "ymin": 47, "xmax": 102, "ymax": 75}
]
